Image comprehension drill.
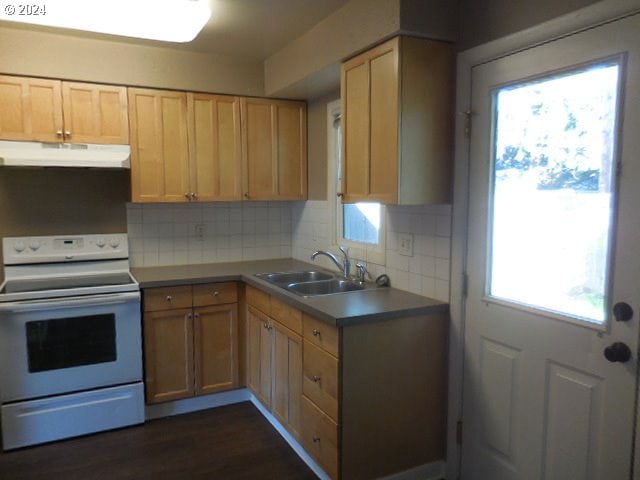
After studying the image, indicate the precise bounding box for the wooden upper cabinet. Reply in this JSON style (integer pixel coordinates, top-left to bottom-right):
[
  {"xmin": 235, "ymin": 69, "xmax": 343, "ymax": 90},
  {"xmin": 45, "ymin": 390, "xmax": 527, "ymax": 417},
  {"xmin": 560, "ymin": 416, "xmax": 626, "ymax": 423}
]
[
  {"xmin": 0, "ymin": 75, "xmax": 128, "ymax": 144},
  {"xmin": 241, "ymin": 97, "xmax": 307, "ymax": 201},
  {"xmin": 0, "ymin": 75, "xmax": 63, "ymax": 142},
  {"xmin": 61, "ymin": 81, "xmax": 129, "ymax": 144},
  {"xmin": 341, "ymin": 36, "xmax": 454, "ymax": 205},
  {"xmin": 188, "ymin": 93, "xmax": 242, "ymax": 201},
  {"xmin": 128, "ymin": 88, "xmax": 190, "ymax": 203}
]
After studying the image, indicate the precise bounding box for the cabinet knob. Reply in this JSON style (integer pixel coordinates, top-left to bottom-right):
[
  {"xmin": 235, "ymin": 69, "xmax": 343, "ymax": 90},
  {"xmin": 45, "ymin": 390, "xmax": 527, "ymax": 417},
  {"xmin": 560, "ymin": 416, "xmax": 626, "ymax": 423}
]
[
  {"xmin": 312, "ymin": 329, "xmax": 321, "ymax": 337},
  {"xmin": 64, "ymin": 131, "xmax": 71, "ymax": 138},
  {"xmin": 244, "ymin": 192, "xmax": 250, "ymax": 199},
  {"xmin": 184, "ymin": 192, "xmax": 191, "ymax": 199},
  {"xmin": 56, "ymin": 130, "xmax": 63, "ymax": 138},
  {"xmin": 191, "ymin": 192, "xmax": 198, "ymax": 200},
  {"xmin": 166, "ymin": 295, "xmax": 173, "ymax": 302},
  {"xmin": 213, "ymin": 291, "xmax": 220, "ymax": 297},
  {"xmin": 312, "ymin": 436, "xmax": 320, "ymax": 443},
  {"xmin": 337, "ymin": 192, "xmax": 344, "ymax": 198},
  {"xmin": 312, "ymin": 375, "xmax": 321, "ymax": 383}
]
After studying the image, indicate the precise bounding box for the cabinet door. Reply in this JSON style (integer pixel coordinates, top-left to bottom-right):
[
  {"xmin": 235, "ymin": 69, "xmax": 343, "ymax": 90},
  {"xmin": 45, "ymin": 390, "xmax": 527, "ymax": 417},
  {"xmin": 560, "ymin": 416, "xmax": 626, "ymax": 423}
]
[
  {"xmin": 272, "ymin": 321, "xmax": 302, "ymax": 439},
  {"xmin": 188, "ymin": 93, "xmax": 242, "ymax": 201},
  {"xmin": 247, "ymin": 306, "xmax": 273, "ymax": 408},
  {"xmin": 341, "ymin": 38, "xmax": 399, "ymax": 204},
  {"xmin": 143, "ymin": 308, "xmax": 194, "ymax": 404},
  {"xmin": 0, "ymin": 75, "xmax": 63, "ymax": 142},
  {"xmin": 128, "ymin": 88, "xmax": 190, "ymax": 203},
  {"xmin": 194, "ymin": 304, "xmax": 239, "ymax": 395},
  {"xmin": 61, "ymin": 81, "xmax": 129, "ymax": 145},
  {"xmin": 241, "ymin": 98, "xmax": 307, "ymax": 200}
]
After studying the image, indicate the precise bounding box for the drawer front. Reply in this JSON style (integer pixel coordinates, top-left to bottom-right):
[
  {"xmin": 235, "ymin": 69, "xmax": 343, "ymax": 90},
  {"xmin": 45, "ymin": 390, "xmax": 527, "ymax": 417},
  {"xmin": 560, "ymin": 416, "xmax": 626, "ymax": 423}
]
[
  {"xmin": 144, "ymin": 285, "xmax": 192, "ymax": 311},
  {"xmin": 193, "ymin": 282, "xmax": 237, "ymax": 307},
  {"xmin": 303, "ymin": 314, "xmax": 339, "ymax": 358},
  {"xmin": 271, "ymin": 297, "xmax": 302, "ymax": 335},
  {"xmin": 303, "ymin": 340, "xmax": 338, "ymax": 422},
  {"xmin": 301, "ymin": 395, "xmax": 338, "ymax": 480},
  {"xmin": 246, "ymin": 285, "xmax": 271, "ymax": 315}
]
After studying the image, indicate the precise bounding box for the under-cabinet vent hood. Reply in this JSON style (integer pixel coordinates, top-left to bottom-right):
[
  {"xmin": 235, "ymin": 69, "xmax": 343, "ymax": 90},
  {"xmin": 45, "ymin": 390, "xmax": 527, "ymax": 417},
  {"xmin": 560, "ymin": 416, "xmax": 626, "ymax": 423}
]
[{"xmin": 0, "ymin": 140, "xmax": 130, "ymax": 169}]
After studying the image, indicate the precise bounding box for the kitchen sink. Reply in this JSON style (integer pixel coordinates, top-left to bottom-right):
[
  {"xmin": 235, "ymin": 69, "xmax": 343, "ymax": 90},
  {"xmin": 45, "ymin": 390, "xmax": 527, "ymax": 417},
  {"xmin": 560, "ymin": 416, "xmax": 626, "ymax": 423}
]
[
  {"xmin": 255, "ymin": 270, "xmax": 370, "ymax": 297},
  {"xmin": 286, "ymin": 279, "xmax": 365, "ymax": 296},
  {"xmin": 255, "ymin": 270, "xmax": 335, "ymax": 285}
]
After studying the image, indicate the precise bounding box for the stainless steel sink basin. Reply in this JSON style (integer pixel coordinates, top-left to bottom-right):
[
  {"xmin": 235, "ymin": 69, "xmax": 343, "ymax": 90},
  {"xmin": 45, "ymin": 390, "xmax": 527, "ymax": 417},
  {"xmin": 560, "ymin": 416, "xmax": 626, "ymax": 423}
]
[
  {"xmin": 256, "ymin": 270, "xmax": 335, "ymax": 285},
  {"xmin": 255, "ymin": 270, "xmax": 371, "ymax": 297},
  {"xmin": 286, "ymin": 279, "xmax": 365, "ymax": 296}
]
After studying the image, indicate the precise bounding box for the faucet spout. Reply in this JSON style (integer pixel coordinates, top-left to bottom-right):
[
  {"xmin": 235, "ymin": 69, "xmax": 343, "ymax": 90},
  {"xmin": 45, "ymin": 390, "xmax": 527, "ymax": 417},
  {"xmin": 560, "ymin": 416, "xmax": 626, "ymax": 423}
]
[{"xmin": 310, "ymin": 247, "xmax": 351, "ymax": 278}]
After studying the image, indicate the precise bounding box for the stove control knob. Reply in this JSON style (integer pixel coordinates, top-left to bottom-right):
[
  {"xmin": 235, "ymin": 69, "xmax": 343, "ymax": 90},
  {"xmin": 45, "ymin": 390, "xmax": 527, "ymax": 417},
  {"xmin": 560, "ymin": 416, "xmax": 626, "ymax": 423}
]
[
  {"xmin": 29, "ymin": 240, "xmax": 41, "ymax": 251},
  {"xmin": 96, "ymin": 237, "xmax": 106, "ymax": 248},
  {"xmin": 14, "ymin": 241, "xmax": 26, "ymax": 253},
  {"xmin": 109, "ymin": 237, "xmax": 120, "ymax": 248}
]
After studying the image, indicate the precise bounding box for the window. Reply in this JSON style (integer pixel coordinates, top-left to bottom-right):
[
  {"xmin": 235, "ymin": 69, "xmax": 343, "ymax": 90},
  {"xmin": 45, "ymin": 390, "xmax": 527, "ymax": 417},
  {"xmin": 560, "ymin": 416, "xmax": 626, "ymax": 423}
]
[
  {"xmin": 331, "ymin": 106, "xmax": 384, "ymax": 251},
  {"xmin": 488, "ymin": 61, "xmax": 621, "ymax": 323}
]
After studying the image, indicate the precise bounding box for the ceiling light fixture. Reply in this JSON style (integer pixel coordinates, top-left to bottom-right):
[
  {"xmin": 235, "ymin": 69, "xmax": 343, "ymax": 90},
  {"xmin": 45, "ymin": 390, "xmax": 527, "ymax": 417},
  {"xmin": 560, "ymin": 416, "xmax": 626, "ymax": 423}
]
[{"xmin": 0, "ymin": 0, "xmax": 212, "ymax": 43}]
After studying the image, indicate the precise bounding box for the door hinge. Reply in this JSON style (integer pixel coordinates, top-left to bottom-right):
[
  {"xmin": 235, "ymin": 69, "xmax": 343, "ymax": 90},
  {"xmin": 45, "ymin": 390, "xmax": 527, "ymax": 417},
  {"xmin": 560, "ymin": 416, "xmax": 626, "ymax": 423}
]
[
  {"xmin": 462, "ymin": 272, "xmax": 468, "ymax": 298},
  {"xmin": 460, "ymin": 110, "xmax": 472, "ymax": 139},
  {"xmin": 456, "ymin": 419, "xmax": 463, "ymax": 445}
]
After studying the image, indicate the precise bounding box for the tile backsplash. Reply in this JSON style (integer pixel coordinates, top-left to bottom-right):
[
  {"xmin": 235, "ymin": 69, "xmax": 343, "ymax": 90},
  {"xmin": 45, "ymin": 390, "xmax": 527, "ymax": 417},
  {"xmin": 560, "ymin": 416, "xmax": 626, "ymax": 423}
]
[
  {"xmin": 126, "ymin": 202, "xmax": 293, "ymax": 267},
  {"xmin": 126, "ymin": 200, "xmax": 451, "ymax": 302},
  {"xmin": 290, "ymin": 201, "xmax": 451, "ymax": 302}
]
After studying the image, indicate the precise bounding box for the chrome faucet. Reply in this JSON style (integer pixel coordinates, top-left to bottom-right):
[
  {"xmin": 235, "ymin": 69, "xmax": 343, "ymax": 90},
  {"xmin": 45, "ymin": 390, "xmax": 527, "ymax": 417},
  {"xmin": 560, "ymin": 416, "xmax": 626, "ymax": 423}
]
[{"xmin": 311, "ymin": 246, "xmax": 351, "ymax": 278}]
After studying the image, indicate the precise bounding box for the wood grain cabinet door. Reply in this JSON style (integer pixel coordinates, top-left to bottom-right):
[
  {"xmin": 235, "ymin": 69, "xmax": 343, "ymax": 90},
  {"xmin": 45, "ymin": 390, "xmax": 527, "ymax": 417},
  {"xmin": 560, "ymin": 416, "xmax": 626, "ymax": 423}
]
[
  {"xmin": 0, "ymin": 75, "xmax": 63, "ymax": 142},
  {"xmin": 61, "ymin": 81, "xmax": 129, "ymax": 145},
  {"xmin": 246, "ymin": 306, "xmax": 273, "ymax": 408},
  {"xmin": 241, "ymin": 97, "xmax": 307, "ymax": 201},
  {"xmin": 143, "ymin": 308, "xmax": 194, "ymax": 404},
  {"xmin": 188, "ymin": 93, "xmax": 242, "ymax": 201},
  {"xmin": 272, "ymin": 321, "xmax": 302, "ymax": 439},
  {"xmin": 128, "ymin": 88, "xmax": 190, "ymax": 203},
  {"xmin": 194, "ymin": 304, "xmax": 239, "ymax": 395}
]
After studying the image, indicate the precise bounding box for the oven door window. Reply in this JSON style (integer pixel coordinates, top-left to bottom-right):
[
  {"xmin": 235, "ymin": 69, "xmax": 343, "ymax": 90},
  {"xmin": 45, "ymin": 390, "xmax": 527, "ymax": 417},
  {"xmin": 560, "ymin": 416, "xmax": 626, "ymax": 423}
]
[{"xmin": 26, "ymin": 314, "xmax": 117, "ymax": 372}]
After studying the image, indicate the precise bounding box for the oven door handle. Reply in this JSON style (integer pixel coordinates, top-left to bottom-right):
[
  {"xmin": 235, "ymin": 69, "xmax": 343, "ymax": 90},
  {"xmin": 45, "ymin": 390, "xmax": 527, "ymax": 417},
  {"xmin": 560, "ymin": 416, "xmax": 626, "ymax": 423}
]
[{"xmin": 0, "ymin": 291, "xmax": 141, "ymax": 313}]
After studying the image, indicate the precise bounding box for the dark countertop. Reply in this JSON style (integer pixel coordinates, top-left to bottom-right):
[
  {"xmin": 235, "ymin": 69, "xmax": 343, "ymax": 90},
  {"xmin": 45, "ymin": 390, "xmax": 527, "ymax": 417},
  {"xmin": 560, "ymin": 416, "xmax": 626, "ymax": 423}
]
[{"xmin": 132, "ymin": 258, "xmax": 448, "ymax": 327}]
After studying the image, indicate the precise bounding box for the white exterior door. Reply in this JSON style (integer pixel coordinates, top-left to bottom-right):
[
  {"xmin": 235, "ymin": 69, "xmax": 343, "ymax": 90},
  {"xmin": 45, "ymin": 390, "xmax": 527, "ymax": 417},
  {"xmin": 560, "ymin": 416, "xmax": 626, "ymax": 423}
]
[{"xmin": 462, "ymin": 13, "xmax": 640, "ymax": 480}]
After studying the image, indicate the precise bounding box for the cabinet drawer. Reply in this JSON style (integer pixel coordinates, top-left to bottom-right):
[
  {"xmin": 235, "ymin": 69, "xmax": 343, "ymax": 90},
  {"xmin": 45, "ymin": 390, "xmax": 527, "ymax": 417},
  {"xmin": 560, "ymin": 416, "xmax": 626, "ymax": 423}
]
[
  {"xmin": 301, "ymin": 395, "xmax": 338, "ymax": 480},
  {"xmin": 271, "ymin": 297, "xmax": 302, "ymax": 335},
  {"xmin": 246, "ymin": 285, "xmax": 270, "ymax": 315},
  {"xmin": 144, "ymin": 285, "xmax": 192, "ymax": 312},
  {"xmin": 303, "ymin": 340, "xmax": 338, "ymax": 422},
  {"xmin": 193, "ymin": 282, "xmax": 237, "ymax": 307},
  {"xmin": 303, "ymin": 314, "xmax": 339, "ymax": 358}
]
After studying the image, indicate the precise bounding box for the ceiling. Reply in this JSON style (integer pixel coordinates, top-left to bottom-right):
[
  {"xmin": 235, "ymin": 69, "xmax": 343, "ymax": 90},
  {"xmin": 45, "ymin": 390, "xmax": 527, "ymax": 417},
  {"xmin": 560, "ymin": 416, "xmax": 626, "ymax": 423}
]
[{"xmin": 0, "ymin": 0, "xmax": 351, "ymax": 60}]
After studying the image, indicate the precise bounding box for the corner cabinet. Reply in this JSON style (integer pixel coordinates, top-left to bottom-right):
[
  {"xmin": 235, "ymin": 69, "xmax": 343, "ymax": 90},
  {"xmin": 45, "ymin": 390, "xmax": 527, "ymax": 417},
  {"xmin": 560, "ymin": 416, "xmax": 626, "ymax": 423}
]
[
  {"xmin": 340, "ymin": 36, "xmax": 454, "ymax": 205},
  {"xmin": 245, "ymin": 283, "xmax": 448, "ymax": 480},
  {"xmin": 241, "ymin": 98, "xmax": 307, "ymax": 201},
  {"xmin": 143, "ymin": 282, "xmax": 239, "ymax": 404},
  {"xmin": 0, "ymin": 75, "xmax": 129, "ymax": 144}
]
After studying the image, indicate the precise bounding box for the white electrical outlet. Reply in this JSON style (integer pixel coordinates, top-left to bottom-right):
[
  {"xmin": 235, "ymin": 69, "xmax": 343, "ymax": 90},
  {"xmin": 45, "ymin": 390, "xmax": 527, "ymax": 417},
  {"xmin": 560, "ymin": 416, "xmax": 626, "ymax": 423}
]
[
  {"xmin": 398, "ymin": 233, "xmax": 414, "ymax": 256},
  {"xmin": 195, "ymin": 224, "xmax": 205, "ymax": 241}
]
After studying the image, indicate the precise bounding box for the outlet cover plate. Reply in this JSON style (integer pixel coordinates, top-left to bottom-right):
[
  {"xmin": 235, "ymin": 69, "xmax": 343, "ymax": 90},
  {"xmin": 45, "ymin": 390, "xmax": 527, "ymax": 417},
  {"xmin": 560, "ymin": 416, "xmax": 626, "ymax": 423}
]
[{"xmin": 398, "ymin": 233, "xmax": 414, "ymax": 257}]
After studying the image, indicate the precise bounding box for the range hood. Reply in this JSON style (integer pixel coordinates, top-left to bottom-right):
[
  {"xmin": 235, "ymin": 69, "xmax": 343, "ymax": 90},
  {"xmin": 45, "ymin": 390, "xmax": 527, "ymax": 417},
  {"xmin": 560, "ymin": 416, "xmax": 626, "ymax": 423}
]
[{"xmin": 0, "ymin": 140, "xmax": 130, "ymax": 169}]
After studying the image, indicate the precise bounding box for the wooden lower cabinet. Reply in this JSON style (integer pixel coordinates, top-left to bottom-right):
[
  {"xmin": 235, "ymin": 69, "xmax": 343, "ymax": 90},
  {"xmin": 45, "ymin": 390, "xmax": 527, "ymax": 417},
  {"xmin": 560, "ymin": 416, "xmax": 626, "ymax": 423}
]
[
  {"xmin": 245, "ymin": 285, "xmax": 448, "ymax": 480},
  {"xmin": 143, "ymin": 307, "xmax": 195, "ymax": 403},
  {"xmin": 143, "ymin": 282, "xmax": 239, "ymax": 404},
  {"xmin": 272, "ymin": 321, "xmax": 303, "ymax": 438},
  {"xmin": 301, "ymin": 395, "xmax": 338, "ymax": 480}
]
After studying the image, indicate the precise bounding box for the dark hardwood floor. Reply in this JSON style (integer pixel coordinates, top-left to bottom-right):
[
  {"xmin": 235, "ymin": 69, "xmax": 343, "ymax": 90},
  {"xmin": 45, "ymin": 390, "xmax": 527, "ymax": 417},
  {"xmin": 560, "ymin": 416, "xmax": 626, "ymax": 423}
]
[{"xmin": 0, "ymin": 402, "xmax": 317, "ymax": 480}]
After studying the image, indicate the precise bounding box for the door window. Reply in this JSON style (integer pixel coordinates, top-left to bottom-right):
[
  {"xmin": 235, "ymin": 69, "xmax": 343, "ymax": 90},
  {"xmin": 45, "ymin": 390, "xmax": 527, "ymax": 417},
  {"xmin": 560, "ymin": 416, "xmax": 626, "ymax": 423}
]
[{"xmin": 488, "ymin": 61, "xmax": 621, "ymax": 323}]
